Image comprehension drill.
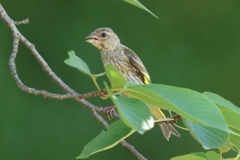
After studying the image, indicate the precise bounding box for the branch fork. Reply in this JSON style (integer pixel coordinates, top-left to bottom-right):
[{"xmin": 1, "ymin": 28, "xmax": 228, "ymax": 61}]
[{"xmin": 0, "ymin": 4, "xmax": 147, "ymax": 160}]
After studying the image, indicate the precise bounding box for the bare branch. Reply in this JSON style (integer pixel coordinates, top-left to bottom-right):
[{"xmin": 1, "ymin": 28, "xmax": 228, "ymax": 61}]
[
  {"xmin": 0, "ymin": 4, "xmax": 147, "ymax": 160},
  {"xmin": 121, "ymin": 140, "xmax": 147, "ymax": 160}
]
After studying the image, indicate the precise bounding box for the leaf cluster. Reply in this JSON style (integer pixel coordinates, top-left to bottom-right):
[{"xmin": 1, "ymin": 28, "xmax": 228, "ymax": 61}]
[{"xmin": 65, "ymin": 51, "xmax": 240, "ymax": 160}]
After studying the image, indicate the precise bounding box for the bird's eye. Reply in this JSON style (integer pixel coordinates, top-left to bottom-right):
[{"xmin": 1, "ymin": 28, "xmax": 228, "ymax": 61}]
[{"xmin": 101, "ymin": 33, "xmax": 107, "ymax": 37}]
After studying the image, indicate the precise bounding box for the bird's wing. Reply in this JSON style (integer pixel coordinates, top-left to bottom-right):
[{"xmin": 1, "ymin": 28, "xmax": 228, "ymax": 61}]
[{"xmin": 122, "ymin": 45, "xmax": 151, "ymax": 84}]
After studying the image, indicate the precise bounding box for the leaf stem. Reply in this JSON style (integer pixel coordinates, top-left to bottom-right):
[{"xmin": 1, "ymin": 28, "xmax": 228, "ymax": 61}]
[
  {"xmin": 173, "ymin": 124, "xmax": 188, "ymax": 131},
  {"xmin": 90, "ymin": 75, "xmax": 101, "ymax": 91},
  {"xmin": 154, "ymin": 119, "xmax": 174, "ymax": 123},
  {"xmin": 219, "ymin": 150, "xmax": 222, "ymax": 160},
  {"xmin": 234, "ymin": 154, "xmax": 240, "ymax": 160},
  {"xmin": 168, "ymin": 110, "xmax": 188, "ymax": 130}
]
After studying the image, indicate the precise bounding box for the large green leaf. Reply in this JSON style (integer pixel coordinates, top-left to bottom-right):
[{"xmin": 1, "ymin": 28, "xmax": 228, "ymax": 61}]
[
  {"xmin": 104, "ymin": 82, "xmax": 154, "ymax": 133},
  {"xmin": 124, "ymin": 84, "xmax": 230, "ymax": 133},
  {"xmin": 203, "ymin": 92, "xmax": 240, "ymax": 131},
  {"xmin": 77, "ymin": 120, "xmax": 135, "ymax": 159},
  {"xmin": 183, "ymin": 119, "xmax": 228, "ymax": 149},
  {"xmin": 202, "ymin": 93, "xmax": 240, "ymax": 152},
  {"xmin": 123, "ymin": 0, "xmax": 158, "ymax": 18},
  {"xmin": 114, "ymin": 96, "xmax": 154, "ymax": 134},
  {"xmin": 105, "ymin": 63, "xmax": 127, "ymax": 89}
]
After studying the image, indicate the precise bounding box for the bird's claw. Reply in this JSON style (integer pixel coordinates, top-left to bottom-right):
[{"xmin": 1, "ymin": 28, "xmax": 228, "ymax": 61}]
[
  {"xmin": 102, "ymin": 105, "xmax": 116, "ymax": 119},
  {"xmin": 167, "ymin": 114, "xmax": 182, "ymax": 124},
  {"xmin": 157, "ymin": 114, "xmax": 182, "ymax": 124}
]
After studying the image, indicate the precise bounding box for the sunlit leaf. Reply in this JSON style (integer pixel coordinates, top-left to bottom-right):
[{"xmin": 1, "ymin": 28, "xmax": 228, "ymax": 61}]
[
  {"xmin": 114, "ymin": 96, "xmax": 154, "ymax": 134},
  {"xmin": 104, "ymin": 82, "xmax": 154, "ymax": 134},
  {"xmin": 105, "ymin": 63, "xmax": 127, "ymax": 89}
]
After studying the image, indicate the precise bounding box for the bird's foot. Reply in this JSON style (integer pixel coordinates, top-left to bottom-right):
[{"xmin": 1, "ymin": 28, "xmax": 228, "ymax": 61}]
[
  {"xmin": 102, "ymin": 105, "xmax": 116, "ymax": 119},
  {"xmin": 167, "ymin": 114, "xmax": 182, "ymax": 124}
]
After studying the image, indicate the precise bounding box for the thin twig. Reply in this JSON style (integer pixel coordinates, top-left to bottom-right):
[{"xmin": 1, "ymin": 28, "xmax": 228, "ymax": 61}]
[
  {"xmin": 121, "ymin": 140, "xmax": 147, "ymax": 160},
  {"xmin": 14, "ymin": 18, "xmax": 29, "ymax": 25},
  {"xmin": 157, "ymin": 114, "xmax": 182, "ymax": 124},
  {"xmin": 0, "ymin": 4, "xmax": 146, "ymax": 160}
]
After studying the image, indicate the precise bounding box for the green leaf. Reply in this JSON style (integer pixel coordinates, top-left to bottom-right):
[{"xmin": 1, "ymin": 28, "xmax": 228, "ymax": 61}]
[
  {"xmin": 203, "ymin": 92, "xmax": 240, "ymax": 113},
  {"xmin": 104, "ymin": 81, "xmax": 113, "ymax": 97},
  {"xmin": 114, "ymin": 96, "xmax": 154, "ymax": 134},
  {"xmin": 171, "ymin": 154, "xmax": 207, "ymax": 160},
  {"xmin": 104, "ymin": 81, "xmax": 154, "ymax": 134},
  {"xmin": 105, "ymin": 63, "xmax": 127, "ymax": 89},
  {"xmin": 225, "ymin": 158, "xmax": 240, "ymax": 160},
  {"xmin": 218, "ymin": 105, "xmax": 240, "ymax": 131},
  {"xmin": 219, "ymin": 141, "xmax": 232, "ymax": 153},
  {"xmin": 64, "ymin": 50, "xmax": 91, "ymax": 75},
  {"xmin": 123, "ymin": 0, "xmax": 158, "ymax": 18},
  {"xmin": 77, "ymin": 120, "xmax": 135, "ymax": 159},
  {"xmin": 183, "ymin": 119, "xmax": 228, "ymax": 149},
  {"xmin": 229, "ymin": 127, "xmax": 240, "ymax": 150},
  {"xmin": 203, "ymin": 92, "xmax": 240, "ymax": 131},
  {"xmin": 191, "ymin": 152, "xmax": 209, "ymax": 160},
  {"xmin": 124, "ymin": 84, "xmax": 230, "ymax": 133},
  {"xmin": 171, "ymin": 152, "xmax": 221, "ymax": 160},
  {"xmin": 64, "ymin": 51, "xmax": 105, "ymax": 90},
  {"xmin": 206, "ymin": 151, "xmax": 220, "ymax": 160},
  {"xmin": 124, "ymin": 81, "xmax": 138, "ymax": 87}
]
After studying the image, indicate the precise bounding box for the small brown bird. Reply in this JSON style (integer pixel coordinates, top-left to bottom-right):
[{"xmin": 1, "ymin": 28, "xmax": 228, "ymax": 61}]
[{"xmin": 86, "ymin": 27, "xmax": 180, "ymax": 140}]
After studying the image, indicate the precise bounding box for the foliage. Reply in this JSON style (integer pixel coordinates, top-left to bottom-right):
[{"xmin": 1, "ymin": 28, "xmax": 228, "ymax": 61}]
[
  {"xmin": 123, "ymin": 0, "xmax": 158, "ymax": 18},
  {"xmin": 65, "ymin": 51, "xmax": 240, "ymax": 160},
  {"xmin": 77, "ymin": 120, "xmax": 135, "ymax": 159}
]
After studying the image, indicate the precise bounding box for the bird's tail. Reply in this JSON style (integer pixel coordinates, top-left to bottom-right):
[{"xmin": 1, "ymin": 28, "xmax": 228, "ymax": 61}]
[{"xmin": 150, "ymin": 106, "xmax": 180, "ymax": 140}]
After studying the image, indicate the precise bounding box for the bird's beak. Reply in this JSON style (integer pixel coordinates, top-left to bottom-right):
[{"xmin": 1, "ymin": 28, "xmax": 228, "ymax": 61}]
[{"xmin": 85, "ymin": 33, "xmax": 99, "ymax": 44}]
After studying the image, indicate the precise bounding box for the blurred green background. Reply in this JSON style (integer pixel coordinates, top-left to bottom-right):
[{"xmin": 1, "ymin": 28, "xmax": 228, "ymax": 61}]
[{"xmin": 1, "ymin": 0, "xmax": 240, "ymax": 159}]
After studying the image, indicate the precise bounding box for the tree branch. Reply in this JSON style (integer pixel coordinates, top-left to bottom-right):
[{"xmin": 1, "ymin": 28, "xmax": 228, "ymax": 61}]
[{"xmin": 0, "ymin": 4, "xmax": 147, "ymax": 160}]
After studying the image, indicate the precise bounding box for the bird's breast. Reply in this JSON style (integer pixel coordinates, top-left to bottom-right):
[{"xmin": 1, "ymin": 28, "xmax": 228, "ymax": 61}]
[{"xmin": 100, "ymin": 50, "xmax": 144, "ymax": 85}]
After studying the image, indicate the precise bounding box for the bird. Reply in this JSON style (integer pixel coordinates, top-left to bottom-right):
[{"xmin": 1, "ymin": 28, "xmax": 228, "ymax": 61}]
[{"xmin": 85, "ymin": 27, "xmax": 180, "ymax": 140}]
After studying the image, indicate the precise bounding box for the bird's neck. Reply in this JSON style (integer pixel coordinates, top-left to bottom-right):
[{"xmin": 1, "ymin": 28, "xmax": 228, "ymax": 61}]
[
  {"xmin": 100, "ymin": 44, "xmax": 124, "ymax": 65},
  {"xmin": 100, "ymin": 42, "xmax": 121, "ymax": 53}
]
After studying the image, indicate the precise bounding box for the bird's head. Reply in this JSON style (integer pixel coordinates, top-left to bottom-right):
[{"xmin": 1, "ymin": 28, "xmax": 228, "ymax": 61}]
[{"xmin": 86, "ymin": 28, "xmax": 120, "ymax": 51}]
